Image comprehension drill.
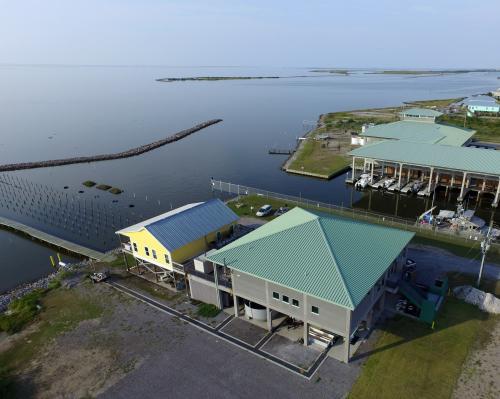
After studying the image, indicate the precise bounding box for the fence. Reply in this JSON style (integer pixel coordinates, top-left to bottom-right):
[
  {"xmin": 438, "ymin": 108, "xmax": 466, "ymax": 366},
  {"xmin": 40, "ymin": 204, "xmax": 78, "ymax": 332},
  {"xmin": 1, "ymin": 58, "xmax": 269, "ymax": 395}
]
[{"xmin": 210, "ymin": 179, "xmax": 499, "ymax": 253}]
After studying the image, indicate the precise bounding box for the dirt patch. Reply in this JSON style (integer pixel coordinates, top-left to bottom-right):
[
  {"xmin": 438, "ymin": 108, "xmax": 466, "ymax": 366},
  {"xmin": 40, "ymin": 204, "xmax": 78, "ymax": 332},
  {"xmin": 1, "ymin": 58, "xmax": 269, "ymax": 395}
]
[
  {"xmin": 452, "ymin": 318, "xmax": 500, "ymax": 399},
  {"xmin": 1, "ymin": 281, "xmax": 191, "ymax": 398}
]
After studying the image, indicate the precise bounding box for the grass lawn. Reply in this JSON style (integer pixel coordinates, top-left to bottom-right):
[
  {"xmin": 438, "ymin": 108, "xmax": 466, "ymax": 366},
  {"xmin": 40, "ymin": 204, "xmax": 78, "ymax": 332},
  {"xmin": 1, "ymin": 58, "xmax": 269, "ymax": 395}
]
[
  {"xmin": 0, "ymin": 287, "xmax": 103, "ymax": 397},
  {"xmin": 287, "ymin": 110, "xmax": 394, "ymax": 178},
  {"xmin": 349, "ymin": 296, "xmax": 499, "ymax": 399},
  {"xmin": 438, "ymin": 114, "xmax": 500, "ymax": 142},
  {"xmin": 405, "ymin": 98, "xmax": 464, "ymax": 108},
  {"xmin": 288, "ymin": 140, "xmax": 350, "ymax": 177},
  {"xmin": 197, "ymin": 303, "xmax": 221, "ymax": 318}
]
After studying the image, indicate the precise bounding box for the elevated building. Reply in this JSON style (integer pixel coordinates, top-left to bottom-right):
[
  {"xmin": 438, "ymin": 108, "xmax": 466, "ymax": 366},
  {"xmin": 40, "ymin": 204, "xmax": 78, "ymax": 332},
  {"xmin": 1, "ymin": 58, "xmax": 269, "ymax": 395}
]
[
  {"xmin": 116, "ymin": 199, "xmax": 239, "ymax": 285},
  {"xmin": 189, "ymin": 207, "xmax": 416, "ymax": 363}
]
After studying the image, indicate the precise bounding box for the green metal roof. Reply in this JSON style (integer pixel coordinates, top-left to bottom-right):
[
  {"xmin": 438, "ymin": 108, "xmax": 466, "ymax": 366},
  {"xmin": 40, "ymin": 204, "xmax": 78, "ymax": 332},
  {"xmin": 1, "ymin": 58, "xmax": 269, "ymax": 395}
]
[
  {"xmin": 208, "ymin": 208, "xmax": 414, "ymax": 310},
  {"xmin": 361, "ymin": 120, "xmax": 474, "ymax": 146},
  {"xmin": 349, "ymin": 140, "xmax": 500, "ymax": 177},
  {"xmin": 399, "ymin": 108, "xmax": 443, "ymax": 118}
]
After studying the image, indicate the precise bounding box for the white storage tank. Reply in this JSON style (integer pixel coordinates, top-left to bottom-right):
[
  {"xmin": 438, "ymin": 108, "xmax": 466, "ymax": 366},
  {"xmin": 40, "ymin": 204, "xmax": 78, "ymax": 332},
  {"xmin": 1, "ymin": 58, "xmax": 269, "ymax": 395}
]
[{"xmin": 244, "ymin": 300, "xmax": 267, "ymax": 321}]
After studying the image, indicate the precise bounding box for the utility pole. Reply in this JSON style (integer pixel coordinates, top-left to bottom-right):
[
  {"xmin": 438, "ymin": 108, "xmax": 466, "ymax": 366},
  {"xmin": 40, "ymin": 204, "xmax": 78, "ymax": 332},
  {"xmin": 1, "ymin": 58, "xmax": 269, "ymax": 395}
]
[{"xmin": 477, "ymin": 221, "xmax": 493, "ymax": 287}]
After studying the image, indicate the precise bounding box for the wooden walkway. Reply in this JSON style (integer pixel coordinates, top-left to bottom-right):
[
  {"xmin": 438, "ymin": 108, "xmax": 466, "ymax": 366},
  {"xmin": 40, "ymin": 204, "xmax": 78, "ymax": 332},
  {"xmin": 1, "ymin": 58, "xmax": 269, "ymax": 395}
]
[{"xmin": 0, "ymin": 215, "xmax": 108, "ymax": 260}]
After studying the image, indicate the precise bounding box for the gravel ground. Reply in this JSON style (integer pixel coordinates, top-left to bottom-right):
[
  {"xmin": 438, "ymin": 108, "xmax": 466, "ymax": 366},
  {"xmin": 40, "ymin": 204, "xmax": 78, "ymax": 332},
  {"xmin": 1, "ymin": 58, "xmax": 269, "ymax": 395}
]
[{"xmin": 5, "ymin": 280, "xmax": 360, "ymax": 399}]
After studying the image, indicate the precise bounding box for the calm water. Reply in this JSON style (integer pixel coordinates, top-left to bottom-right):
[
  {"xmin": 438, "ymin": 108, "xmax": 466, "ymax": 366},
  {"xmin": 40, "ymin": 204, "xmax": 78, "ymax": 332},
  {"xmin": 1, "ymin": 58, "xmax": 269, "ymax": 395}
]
[{"xmin": 1, "ymin": 65, "xmax": 499, "ymax": 292}]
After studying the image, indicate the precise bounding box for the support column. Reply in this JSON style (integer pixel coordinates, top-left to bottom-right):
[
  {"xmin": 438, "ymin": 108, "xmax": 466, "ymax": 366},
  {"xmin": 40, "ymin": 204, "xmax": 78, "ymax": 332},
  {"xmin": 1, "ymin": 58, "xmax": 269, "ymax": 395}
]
[
  {"xmin": 398, "ymin": 163, "xmax": 403, "ymax": 188},
  {"xmin": 343, "ymin": 310, "xmax": 351, "ymax": 364},
  {"xmin": 493, "ymin": 178, "xmax": 500, "ymax": 208},
  {"xmin": 303, "ymin": 322, "xmax": 309, "ymax": 347},
  {"xmin": 266, "ymin": 307, "xmax": 273, "ymax": 332},
  {"xmin": 393, "ymin": 163, "xmax": 397, "ymax": 178},
  {"xmin": 352, "ymin": 157, "xmax": 356, "ymax": 180},
  {"xmin": 233, "ymin": 296, "xmax": 239, "ymax": 317},
  {"xmin": 427, "ymin": 167, "xmax": 434, "ymax": 194},
  {"xmin": 482, "ymin": 178, "xmax": 486, "ymax": 192},
  {"xmin": 459, "ymin": 172, "xmax": 467, "ymax": 200},
  {"xmin": 370, "ymin": 160, "xmax": 374, "ymax": 181}
]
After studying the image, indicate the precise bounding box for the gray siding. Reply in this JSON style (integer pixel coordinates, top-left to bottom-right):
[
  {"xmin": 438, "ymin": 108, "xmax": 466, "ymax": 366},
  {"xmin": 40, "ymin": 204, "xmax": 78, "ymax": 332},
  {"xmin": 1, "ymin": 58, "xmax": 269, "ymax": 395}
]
[
  {"xmin": 306, "ymin": 295, "xmax": 348, "ymax": 335},
  {"xmin": 267, "ymin": 282, "xmax": 304, "ymax": 320},
  {"xmin": 189, "ymin": 276, "xmax": 219, "ymax": 306},
  {"xmin": 234, "ymin": 271, "xmax": 349, "ymax": 335},
  {"xmin": 232, "ymin": 271, "xmax": 267, "ymax": 306}
]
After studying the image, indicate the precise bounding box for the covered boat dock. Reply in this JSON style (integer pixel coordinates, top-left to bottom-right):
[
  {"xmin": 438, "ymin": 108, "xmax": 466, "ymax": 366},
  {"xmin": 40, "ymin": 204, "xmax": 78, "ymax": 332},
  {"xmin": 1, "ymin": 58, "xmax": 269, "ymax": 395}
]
[{"xmin": 347, "ymin": 140, "xmax": 500, "ymax": 207}]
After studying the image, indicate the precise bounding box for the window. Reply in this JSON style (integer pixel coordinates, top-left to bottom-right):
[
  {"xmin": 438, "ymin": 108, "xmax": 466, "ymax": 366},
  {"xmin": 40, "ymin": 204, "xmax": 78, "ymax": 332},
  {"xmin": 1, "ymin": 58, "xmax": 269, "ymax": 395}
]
[
  {"xmin": 282, "ymin": 295, "xmax": 289, "ymax": 304},
  {"xmin": 311, "ymin": 305, "xmax": 319, "ymax": 315},
  {"xmin": 272, "ymin": 291, "xmax": 279, "ymax": 300},
  {"xmin": 152, "ymin": 249, "xmax": 157, "ymax": 259},
  {"xmin": 132, "ymin": 243, "xmax": 138, "ymax": 252},
  {"xmin": 144, "ymin": 247, "xmax": 150, "ymax": 256},
  {"xmin": 292, "ymin": 299, "xmax": 299, "ymax": 307},
  {"xmin": 164, "ymin": 254, "xmax": 170, "ymax": 264}
]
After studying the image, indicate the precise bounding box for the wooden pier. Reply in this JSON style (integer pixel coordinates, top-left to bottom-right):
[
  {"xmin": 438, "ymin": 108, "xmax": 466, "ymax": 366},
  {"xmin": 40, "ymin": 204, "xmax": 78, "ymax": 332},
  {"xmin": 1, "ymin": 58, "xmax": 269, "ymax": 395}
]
[
  {"xmin": 0, "ymin": 216, "xmax": 109, "ymax": 260},
  {"xmin": 268, "ymin": 148, "xmax": 295, "ymax": 155}
]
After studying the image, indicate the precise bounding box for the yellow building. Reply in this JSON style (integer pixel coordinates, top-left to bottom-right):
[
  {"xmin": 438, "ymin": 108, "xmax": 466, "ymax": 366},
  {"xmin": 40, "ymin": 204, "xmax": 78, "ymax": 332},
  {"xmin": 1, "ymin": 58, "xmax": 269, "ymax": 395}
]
[{"xmin": 116, "ymin": 199, "xmax": 239, "ymax": 284}]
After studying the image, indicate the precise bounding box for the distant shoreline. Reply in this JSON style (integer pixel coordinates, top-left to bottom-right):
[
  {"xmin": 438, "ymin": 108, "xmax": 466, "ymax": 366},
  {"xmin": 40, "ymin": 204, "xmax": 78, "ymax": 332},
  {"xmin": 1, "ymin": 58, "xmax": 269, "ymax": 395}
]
[{"xmin": 156, "ymin": 74, "xmax": 342, "ymax": 82}]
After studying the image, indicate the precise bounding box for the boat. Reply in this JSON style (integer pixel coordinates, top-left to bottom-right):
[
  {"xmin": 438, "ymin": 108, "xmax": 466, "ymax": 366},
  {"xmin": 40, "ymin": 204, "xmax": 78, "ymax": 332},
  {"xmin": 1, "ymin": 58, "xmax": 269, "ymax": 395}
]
[
  {"xmin": 400, "ymin": 181, "xmax": 415, "ymax": 194},
  {"xmin": 416, "ymin": 182, "xmax": 427, "ymax": 196},
  {"xmin": 371, "ymin": 176, "xmax": 389, "ymax": 189},
  {"xmin": 411, "ymin": 180, "xmax": 424, "ymax": 194},
  {"xmin": 435, "ymin": 210, "xmax": 455, "ymax": 227},
  {"xmin": 388, "ymin": 181, "xmax": 402, "ymax": 192},
  {"xmin": 383, "ymin": 178, "xmax": 395, "ymax": 189},
  {"xmin": 355, "ymin": 173, "xmax": 372, "ymax": 189},
  {"xmin": 449, "ymin": 206, "xmax": 486, "ymax": 238}
]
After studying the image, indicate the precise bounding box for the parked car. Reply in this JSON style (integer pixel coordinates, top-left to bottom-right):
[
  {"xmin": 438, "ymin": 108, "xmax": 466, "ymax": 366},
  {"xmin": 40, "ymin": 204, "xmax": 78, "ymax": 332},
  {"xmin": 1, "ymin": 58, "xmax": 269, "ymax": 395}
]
[
  {"xmin": 256, "ymin": 204, "xmax": 273, "ymax": 217},
  {"xmin": 274, "ymin": 207, "xmax": 289, "ymax": 216}
]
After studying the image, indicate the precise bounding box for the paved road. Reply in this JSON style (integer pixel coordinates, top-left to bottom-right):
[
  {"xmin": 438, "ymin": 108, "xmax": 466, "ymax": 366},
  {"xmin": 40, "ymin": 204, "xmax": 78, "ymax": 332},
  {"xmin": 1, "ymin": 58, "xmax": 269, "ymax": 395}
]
[{"xmin": 408, "ymin": 245, "xmax": 500, "ymax": 280}]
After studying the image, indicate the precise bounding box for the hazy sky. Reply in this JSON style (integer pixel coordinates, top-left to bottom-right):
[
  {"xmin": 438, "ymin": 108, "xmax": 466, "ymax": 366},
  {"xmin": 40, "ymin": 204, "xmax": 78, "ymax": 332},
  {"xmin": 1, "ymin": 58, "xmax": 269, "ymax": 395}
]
[{"xmin": 1, "ymin": 0, "xmax": 499, "ymax": 68}]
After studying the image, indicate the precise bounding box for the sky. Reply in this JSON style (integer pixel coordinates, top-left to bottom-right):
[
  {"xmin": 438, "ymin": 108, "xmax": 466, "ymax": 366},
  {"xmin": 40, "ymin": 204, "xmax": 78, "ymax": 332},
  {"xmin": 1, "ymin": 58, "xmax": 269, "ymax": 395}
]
[{"xmin": 1, "ymin": 0, "xmax": 499, "ymax": 68}]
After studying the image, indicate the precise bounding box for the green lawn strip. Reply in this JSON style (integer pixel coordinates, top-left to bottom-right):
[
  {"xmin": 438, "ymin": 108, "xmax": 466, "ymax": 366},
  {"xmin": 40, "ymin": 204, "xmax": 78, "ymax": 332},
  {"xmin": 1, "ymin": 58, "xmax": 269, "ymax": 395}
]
[
  {"xmin": 228, "ymin": 194, "xmax": 499, "ymax": 262},
  {"xmin": 405, "ymin": 98, "xmax": 465, "ymax": 108},
  {"xmin": 0, "ymin": 288, "xmax": 103, "ymax": 397},
  {"xmin": 348, "ymin": 297, "xmax": 498, "ymax": 399},
  {"xmin": 196, "ymin": 303, "xmax": 221, "ymax": 318},
  {"xmin": 437, "ymin": 114, "xmax": 500, "ymax": 142}
]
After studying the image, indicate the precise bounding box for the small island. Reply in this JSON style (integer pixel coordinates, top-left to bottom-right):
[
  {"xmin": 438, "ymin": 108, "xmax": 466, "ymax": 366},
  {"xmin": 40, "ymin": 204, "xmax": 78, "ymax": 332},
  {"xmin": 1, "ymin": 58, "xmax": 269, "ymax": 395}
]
[
  {"xmin": 310, "ymin": 69, "xmax": 350, "ymax": 75},
  {"xmin": 367, "ymin": 69, "xmax": 499, "ymax": 75},
  {"xmin": 156, "ymin": 76, "xmax": 283, "ymax": 82}
]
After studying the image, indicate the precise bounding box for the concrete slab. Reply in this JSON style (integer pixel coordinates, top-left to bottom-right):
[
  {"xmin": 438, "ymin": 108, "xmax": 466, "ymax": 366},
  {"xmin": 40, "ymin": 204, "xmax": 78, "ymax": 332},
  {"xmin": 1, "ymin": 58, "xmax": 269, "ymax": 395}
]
[
  {"xmin": 221, "ymin": 317, "xmax": 269, "ymax": 346},
  {"xmin": 261, "ymin": 334, "xmax": 321, "ymax": 371}
]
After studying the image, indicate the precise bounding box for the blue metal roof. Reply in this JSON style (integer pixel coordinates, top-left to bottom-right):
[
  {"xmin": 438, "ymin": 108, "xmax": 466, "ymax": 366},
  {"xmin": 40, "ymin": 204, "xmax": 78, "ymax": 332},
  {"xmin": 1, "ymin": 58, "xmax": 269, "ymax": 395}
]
[{"xmin": 146, "ymin": 199, "xmax": 239, "ymax": 251}]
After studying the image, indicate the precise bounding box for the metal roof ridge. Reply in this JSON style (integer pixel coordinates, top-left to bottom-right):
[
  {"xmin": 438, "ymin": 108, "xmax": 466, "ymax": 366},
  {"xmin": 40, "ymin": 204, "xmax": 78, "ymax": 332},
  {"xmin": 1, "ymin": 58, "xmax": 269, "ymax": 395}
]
[
  {"xmin": 315, "ymin": 218, "xmax": 355, "ymax": 309},
  {"xmin": 210, "ymin": 210, "xmax": 319, "ymax": 258}
]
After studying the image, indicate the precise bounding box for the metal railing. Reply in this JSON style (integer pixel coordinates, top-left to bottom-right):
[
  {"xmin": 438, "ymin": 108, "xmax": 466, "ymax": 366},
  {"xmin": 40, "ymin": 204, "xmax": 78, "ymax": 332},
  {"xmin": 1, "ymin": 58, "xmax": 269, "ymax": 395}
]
[{"xmin": 210, "ymin": 179, "xmax": 499, "ymax": 252}]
